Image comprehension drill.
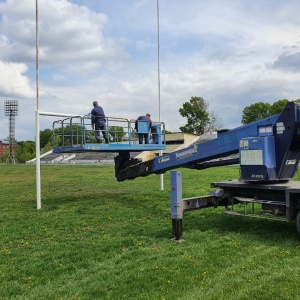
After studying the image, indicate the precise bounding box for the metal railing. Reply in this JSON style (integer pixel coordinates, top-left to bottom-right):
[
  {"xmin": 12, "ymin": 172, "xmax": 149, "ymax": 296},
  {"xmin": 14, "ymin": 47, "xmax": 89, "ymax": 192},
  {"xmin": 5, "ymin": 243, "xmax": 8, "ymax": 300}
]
[{"xmin": 52, "ymin": 114, "xmax": 165, "ymax": 148}]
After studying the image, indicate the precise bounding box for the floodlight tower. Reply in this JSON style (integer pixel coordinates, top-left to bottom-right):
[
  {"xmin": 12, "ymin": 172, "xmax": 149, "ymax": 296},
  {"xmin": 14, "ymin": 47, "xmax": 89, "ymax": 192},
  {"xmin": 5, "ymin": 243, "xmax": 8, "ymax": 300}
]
[{"xmin": 4, "ymin": 100, "xmax": 18, "ymax": 164}]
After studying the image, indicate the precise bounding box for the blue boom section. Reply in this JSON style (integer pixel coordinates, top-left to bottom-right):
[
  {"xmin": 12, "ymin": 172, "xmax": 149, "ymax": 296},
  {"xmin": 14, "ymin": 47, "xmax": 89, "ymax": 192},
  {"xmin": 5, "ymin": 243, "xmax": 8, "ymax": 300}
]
[
  {"xmin": 152, "ymin": 114, "xmax": 279, "ymax": 174},
  {"xmin": 115, "ymin": 102, "xmax": 300, "ymax": 182}
]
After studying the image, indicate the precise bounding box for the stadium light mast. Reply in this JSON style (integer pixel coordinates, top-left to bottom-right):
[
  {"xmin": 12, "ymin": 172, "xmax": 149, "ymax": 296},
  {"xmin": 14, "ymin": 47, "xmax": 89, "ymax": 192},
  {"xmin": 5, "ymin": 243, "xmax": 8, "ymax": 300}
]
[{"xmin": 4, "ymin": 100, "xmax": 18, "ymax": 164}]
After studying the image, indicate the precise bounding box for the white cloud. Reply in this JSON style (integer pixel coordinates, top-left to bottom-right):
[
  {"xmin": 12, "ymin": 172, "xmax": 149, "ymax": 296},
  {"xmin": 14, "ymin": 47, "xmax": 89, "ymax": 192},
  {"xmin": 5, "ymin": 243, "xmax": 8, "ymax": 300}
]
[
  {"xmin": 0, "ymin": 0, "xmax": 128, "ymax": 66},
  {"xmin": 0, "ymin": 61, "xmax": 34, "ymax": 98},
  {"xmin": 1, "ymin": 0, "xmax": 300, "ymax": 141}
]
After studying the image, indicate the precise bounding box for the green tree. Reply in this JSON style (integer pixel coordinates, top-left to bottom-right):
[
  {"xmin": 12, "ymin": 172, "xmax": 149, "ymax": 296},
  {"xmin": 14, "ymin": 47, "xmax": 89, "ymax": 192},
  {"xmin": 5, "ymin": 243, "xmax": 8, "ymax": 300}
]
[
  {"xmin": 109, "ymin": 126, "xmax": 125, "ymax": 142},
  {"xmin": 179, "ymin": 97, "xmax": 222, "ymax": 135},
  {"xmin": 53, "ymin": 124, "xmax": 84, "ymax": 146},
  {"xmin": 0, "ymin": 148, "xmax": 9, "ymax": 163},
  {"xmin": 241, "ymin": 102, "xmax": 272, "ymax": 125},
  {"xmin": 40, "ymin": 128, "xmax": 52, "ymax": 148},
  {"xmin": 16, "ymin": 141, "xmax": 36, "ymax": 163},
  {"xmin": 270, "ymin": 99, "xmax": 300, "ymax": 115},
  {"xmin": 241, "ymin": 99, "xmax": 300, "ymax": 125}
]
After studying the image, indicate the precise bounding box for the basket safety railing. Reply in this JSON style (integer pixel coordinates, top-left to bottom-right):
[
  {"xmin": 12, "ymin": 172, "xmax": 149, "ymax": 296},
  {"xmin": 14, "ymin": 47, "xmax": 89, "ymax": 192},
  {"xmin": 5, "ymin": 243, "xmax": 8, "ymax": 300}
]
[{"xmin": 52, "ymin": 114, "xmax": 166, "ymax": 148}]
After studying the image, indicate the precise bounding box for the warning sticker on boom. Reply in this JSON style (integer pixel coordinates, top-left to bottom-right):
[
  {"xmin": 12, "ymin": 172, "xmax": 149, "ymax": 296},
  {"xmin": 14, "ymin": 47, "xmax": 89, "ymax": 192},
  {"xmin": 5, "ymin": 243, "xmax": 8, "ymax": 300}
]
[
  {"xmin": 240, "ymin": 149, "xmax": 263, "ymax": 165},
  {"xmin": 276, "ymin": 122, "xmax": 285, "ymax": 134}
]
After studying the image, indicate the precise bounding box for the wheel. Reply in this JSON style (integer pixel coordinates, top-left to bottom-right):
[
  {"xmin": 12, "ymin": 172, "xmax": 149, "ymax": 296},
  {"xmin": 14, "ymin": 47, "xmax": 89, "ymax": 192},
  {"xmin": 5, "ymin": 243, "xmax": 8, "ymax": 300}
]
[{"xmin": 296, "ymin": 210, "xmax": 300, "ymax": 236}]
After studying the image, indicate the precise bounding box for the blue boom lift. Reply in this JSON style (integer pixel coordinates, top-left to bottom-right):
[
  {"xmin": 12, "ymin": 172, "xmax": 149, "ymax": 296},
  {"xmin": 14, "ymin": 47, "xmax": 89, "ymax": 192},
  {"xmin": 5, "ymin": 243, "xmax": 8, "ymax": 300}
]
[{"xmin": 114, "ymin": 102, "xmax": 300, "ymax": 239}]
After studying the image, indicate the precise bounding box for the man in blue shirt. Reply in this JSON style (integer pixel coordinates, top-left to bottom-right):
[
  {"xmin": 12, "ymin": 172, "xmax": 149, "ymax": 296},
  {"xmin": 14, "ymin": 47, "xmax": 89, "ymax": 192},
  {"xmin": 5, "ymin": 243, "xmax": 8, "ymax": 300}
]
[
  {"xmin": 91, "ymin": 101, "xmax": 109, "ymax": 144},
  {"xmin": 135, "ymin": 113, "xmax": 152, "ymax": 144}
]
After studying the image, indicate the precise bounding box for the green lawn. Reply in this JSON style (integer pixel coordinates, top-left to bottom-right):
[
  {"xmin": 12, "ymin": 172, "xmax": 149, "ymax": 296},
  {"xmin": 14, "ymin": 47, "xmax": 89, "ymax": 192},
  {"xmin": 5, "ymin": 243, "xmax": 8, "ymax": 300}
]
[{"xmin": 0, "ymin": 164, "xmax": 300, "ymax": 300}]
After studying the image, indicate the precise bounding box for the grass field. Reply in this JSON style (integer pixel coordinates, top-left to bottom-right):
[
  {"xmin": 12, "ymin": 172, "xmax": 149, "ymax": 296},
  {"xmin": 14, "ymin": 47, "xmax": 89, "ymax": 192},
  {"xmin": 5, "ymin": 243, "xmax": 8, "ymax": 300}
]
[{"xmin": 1, "ymin": 164, "xmax": 300, "ymax": 300}]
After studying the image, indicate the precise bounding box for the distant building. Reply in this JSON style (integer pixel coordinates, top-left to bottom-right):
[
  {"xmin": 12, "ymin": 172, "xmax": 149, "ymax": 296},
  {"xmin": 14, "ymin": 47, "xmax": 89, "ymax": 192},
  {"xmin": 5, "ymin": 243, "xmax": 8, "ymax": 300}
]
[{"xmin": 0, "ymin": 139, "xmax": 10, "ymax": 158}]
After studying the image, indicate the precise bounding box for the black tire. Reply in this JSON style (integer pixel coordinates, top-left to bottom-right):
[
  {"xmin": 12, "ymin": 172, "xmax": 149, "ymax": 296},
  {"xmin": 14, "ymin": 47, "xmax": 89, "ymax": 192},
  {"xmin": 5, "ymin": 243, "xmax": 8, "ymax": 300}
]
[{"xmin": 296, "ymin": 210, "xmax": 300, "ymax": 236}]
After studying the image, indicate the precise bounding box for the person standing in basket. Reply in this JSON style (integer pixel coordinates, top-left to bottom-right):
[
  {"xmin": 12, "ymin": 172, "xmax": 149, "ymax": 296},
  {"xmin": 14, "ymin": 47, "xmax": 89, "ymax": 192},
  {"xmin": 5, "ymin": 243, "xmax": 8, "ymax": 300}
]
[
  {"xmin": 91, "ymin": 101, "xmax": 109, "ymax": 144},
  {"xmin": 135, "ymin": 113, "xmax": 152, "ymax": 144}
]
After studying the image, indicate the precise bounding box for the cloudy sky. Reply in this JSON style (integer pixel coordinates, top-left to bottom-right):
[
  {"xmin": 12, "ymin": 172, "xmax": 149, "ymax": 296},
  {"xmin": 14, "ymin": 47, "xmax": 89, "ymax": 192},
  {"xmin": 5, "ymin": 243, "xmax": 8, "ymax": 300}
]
[{"xmin": 0, "ymin": 0, "xmax": 300, "ymax": 141}]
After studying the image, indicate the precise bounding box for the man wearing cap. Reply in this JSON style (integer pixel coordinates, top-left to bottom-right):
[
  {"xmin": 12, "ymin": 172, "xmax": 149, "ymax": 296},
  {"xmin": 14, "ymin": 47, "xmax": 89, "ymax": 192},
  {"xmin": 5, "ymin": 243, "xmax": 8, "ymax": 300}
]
[
  {"xmin": 135, "ymin": 113, "xmax": 152, "ymax": 144},
  {"xmin": 91, "ymin": 101, "xmax": 109, "ymax": 144}
]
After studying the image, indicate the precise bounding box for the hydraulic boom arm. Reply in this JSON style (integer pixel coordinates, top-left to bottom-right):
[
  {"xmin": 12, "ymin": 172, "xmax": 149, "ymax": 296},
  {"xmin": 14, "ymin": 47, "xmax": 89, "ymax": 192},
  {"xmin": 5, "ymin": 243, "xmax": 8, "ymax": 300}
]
[{"xmin": 115, "ymin": 102, "xmax": 300, "ymax": 182}]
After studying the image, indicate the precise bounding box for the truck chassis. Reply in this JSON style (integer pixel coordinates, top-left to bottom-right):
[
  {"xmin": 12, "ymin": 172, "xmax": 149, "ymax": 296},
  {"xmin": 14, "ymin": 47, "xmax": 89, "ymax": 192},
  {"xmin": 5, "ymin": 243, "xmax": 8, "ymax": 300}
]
[{"xmin": 171, "ymin": 171, "xmax": 300, "ymax": 240}]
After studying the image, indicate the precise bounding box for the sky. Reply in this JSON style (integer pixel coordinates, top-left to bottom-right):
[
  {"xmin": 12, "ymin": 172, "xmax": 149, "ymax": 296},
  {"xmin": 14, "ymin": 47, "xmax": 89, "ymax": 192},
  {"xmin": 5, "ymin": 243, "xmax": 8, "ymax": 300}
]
[{"xmin": 1, "ymin": 0, "xmax": 300, "ymax": 141}]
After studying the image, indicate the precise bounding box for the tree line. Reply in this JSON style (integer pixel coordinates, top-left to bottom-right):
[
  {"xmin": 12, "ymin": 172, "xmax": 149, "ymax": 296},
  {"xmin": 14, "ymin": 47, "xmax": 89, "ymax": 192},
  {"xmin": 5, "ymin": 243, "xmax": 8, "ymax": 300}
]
[
  {"xmin": 1, "ymin": 97, "xmax": 299, "ymax": 163},
  {"xmin": 178, "ymin": 97, "xmax": 300, "ymax": 135}
]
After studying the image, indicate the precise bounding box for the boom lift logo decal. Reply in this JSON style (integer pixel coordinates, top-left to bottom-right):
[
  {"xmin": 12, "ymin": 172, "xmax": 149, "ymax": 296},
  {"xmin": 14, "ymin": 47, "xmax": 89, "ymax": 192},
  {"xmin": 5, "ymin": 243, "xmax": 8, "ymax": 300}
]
[
  {"xmin": 176, "ymin": 145, "xmax": 198, "ymax": 160},
  {"xmin": 158, "ymin": 156, "xmax": 170, "ymax": 163}
]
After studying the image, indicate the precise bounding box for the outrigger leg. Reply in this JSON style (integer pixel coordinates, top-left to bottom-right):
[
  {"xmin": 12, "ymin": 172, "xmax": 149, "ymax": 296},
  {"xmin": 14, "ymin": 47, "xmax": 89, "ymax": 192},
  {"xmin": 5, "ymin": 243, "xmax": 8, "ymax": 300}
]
[{"xmin": 171, "ymin": 171, "xmax": 184, "ymax": 241}]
